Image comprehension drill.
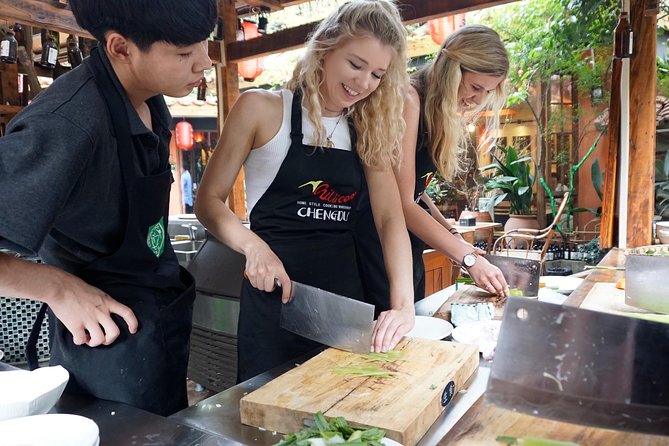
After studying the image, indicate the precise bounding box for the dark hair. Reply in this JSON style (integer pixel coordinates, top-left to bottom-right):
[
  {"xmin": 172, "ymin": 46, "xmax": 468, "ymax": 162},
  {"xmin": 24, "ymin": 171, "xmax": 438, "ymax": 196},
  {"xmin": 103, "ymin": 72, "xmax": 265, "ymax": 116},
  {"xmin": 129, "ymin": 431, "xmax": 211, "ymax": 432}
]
[{"xmin": 69, "ymin": 0, "xmax": 217, "ymax": 50}]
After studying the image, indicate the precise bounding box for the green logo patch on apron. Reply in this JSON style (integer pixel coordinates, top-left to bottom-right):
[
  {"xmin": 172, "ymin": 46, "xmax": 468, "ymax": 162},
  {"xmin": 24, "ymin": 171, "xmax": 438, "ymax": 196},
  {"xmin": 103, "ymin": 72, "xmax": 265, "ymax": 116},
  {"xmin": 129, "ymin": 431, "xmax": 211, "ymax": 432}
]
[{"xmin": 147, "ymin": 217, "xmax": 165, "ymax": 258}]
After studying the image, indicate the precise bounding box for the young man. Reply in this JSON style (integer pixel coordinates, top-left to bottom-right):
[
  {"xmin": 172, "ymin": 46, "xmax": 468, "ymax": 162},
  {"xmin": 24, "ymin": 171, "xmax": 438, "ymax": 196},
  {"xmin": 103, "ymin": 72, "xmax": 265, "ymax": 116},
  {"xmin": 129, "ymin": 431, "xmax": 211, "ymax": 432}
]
[
  {"xmin": 182, "ymin": 159, "xmax": 194, "ymax": 213},
  {"xmin": 0, "ymin": 0, "xmax": 216, "ymax": 415}
]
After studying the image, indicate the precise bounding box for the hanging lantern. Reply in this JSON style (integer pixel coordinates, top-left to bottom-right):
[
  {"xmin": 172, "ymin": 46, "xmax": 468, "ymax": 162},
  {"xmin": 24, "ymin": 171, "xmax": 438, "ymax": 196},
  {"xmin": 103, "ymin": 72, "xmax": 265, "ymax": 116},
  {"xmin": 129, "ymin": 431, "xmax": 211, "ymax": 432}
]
[
  {"xmin": 427, "ymin": 13, "xmax": 466, "ymax": 46},
  {"xmin": 175, "ymin": 120, "xmax": 194, "ymax": 150},
  {"xmin": 238, "ymin": 20, "xmax": 264, "ymax": 82}
]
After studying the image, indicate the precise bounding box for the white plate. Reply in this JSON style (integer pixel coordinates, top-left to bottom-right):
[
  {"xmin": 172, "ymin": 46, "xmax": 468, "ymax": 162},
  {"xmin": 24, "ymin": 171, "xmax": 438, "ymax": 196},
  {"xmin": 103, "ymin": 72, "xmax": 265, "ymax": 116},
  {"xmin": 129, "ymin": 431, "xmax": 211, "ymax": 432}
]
[
  {"xmin": 540, "ymin": 275, "xmax": 584, "ymax": 294},
  {"xmin": 404, "ymin": 315, "xmax": 453, "ymax": 340},
  {"xmin": 0, "ymin": 414, "xmax": 99, "ymax": 446},
  {"xmin": 451, "ymin": 320, "xmax": 502, "ymax": 353},
  {"xmin": 0, "ymin": 365, "xmax": 69, "ymax": 421},
  {"xmin": 381, "ymin": 438, "xmax": 403, "ymax": 446}
]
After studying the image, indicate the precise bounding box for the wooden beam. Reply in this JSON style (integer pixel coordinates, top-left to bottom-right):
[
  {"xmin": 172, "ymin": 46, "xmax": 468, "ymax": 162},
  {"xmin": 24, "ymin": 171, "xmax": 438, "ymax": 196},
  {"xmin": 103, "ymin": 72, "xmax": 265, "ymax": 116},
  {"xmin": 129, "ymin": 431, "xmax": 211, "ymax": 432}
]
[
  {"xmin": 244, "ymin": 0, "xmax": 283, "ymax": 10},
  {"xmin": 600, "ymin": 57, "xmax": 621, "ymax": 249},
  {"xmin": 626, "ymin": 0, "xmax": 657, "ymax": 247},
  {"xmin": 217, "ymin": 0, "xmax": 247, "ymax": 220},
  {"xmin": 218, "ymin": 0, "xmax": 518, "ymax": 63},
  {"xmin": 397, "ymin": 0, "xmax": 517, "ymax": 23},
  {"xmin": 0, "ymin": 0, "xmax": 91, "ymax": 39}
]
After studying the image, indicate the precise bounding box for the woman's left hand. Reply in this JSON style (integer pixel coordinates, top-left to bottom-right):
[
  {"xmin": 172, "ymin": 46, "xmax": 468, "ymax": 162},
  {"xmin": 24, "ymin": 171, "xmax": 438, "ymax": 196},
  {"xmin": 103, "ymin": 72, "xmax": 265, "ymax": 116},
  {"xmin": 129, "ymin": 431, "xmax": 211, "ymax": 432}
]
[{"xmin": 371, "ymin": 305, "xmax": 415, "ymax": 352}]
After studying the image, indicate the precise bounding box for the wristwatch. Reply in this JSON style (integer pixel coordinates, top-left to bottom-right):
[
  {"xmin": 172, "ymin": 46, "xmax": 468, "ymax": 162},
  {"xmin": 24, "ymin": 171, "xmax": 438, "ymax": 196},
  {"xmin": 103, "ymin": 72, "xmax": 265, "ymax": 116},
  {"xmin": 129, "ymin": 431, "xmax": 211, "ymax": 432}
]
[{"xmin": 462, "ymin": 252, "xmax": 477, "ymax": 268}]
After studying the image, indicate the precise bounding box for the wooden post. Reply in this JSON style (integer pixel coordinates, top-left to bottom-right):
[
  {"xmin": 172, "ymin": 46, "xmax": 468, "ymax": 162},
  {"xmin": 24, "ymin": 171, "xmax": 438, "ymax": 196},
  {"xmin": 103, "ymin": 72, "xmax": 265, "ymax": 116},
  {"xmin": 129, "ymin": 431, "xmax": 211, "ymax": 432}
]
[
  {"xmin": 626, "ymin": 0, "xmax": 656, "ymax": 247},
  {"xmin": 217, "ymin": 0, "xmax": 246, "ymax": 220},
  {"xmin": 600, "ymin": 57, "xmax": 621, "ymax": 248}
]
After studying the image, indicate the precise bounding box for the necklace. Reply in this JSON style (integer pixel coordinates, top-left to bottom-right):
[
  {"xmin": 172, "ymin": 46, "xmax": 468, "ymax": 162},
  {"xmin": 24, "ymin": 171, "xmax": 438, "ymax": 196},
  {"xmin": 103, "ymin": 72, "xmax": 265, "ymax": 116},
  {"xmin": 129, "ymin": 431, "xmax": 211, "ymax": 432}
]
[{"xmin": 325, "ymin": 113, "xmax": 344, "ymax": 148}]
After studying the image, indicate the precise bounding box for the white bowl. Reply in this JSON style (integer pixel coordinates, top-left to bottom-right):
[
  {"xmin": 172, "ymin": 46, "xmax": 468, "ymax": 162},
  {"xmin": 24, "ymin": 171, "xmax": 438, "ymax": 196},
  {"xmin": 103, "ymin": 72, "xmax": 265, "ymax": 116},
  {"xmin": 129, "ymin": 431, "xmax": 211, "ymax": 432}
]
[
  {"xmin": 404, "ymin": 315, "xmax": 453, "ymax": 340},
  {"xmin": 0, "ymin": 365, "xmax": 69, "ymax": 421},
  {"xmin": 0, "ymin": 414, "xmax": 99, "ymax": 446},
  {"xmin": 656, "ymin": 221, "xmax": 669, "ymax": 244}
]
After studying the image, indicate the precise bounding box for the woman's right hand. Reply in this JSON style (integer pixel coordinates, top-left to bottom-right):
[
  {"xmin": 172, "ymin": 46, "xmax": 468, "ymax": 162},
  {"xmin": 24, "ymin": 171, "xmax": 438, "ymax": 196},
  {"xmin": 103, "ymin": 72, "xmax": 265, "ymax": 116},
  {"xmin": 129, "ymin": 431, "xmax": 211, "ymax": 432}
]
[
  {"xmin": 466, "ymin": 256, "xmax": 509, "ymax": 297},
  {"xmin": 243, "ymin": 242, "xmax": 291, "ymax": 302}
]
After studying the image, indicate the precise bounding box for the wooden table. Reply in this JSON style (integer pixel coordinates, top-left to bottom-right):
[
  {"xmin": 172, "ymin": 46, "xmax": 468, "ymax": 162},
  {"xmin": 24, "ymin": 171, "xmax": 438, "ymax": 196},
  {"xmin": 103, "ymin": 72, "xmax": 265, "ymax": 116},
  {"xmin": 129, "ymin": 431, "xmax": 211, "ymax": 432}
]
[
  {"xmin": 564, "ymin": 247, "xmax": 625, "ymax": 308},
  {"xmin": 437, "ymin": 247, "xmax": 669, "ymax": 446}
]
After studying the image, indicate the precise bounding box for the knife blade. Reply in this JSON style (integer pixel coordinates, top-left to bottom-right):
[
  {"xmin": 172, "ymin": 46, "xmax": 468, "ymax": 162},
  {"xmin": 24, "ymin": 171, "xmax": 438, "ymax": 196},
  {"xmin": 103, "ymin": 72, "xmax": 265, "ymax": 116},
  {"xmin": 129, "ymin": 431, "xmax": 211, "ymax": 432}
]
[
  {"xmin": 486, "ymin": 297, "xmax": 669, "ymax": 435},
  {"xmin": 280, "ymin": 281, "xmax": 374, "ymax": 353},
  {"xmin": 484, "ymin": 254, "xmax": 541, "ymax": 296}
]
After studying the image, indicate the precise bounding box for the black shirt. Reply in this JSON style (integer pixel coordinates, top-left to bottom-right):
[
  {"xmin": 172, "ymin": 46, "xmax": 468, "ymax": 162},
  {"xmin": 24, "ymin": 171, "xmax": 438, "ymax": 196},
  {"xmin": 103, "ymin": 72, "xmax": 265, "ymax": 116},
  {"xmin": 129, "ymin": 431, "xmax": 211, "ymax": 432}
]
[{"xmin": 0, "ymin": 49, "xmax": 173, "ymax": 273}]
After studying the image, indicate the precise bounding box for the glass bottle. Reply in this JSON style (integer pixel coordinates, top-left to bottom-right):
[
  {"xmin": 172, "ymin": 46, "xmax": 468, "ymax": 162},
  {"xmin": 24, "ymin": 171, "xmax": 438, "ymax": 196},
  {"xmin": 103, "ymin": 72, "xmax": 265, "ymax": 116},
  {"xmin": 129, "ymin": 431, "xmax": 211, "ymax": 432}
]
[
  {"xmin": 614, "ymin": 11, "xmax": 633, "ymax": 59},
  {"xmin": 196, "ymin": 77, "xmax": 207, "ymax": 101},
  {"xmin": 40, "ymin": 33, "xmax": 59, "ymax": 69},
  {"xmin": 0, "ymin": 29, "xmax": 18, "ymax": 64},
  {"xmin": 66, "ymin": 34, "xmax": 83, "ymax": 68}
]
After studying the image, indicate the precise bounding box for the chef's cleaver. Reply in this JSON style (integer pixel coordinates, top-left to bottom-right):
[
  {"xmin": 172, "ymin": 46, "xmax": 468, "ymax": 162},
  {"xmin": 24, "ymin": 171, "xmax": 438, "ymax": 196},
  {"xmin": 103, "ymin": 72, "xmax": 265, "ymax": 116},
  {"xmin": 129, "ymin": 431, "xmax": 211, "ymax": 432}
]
[
  {"xmin": 484, "ymin": 254, "xmax": 540, "ymax": 297},
  {"xmin": 280, "ymin": 281, "xmax": 374, "ymax": 354},
  {"xmin": 487, "ymin": 297, "xmax": 669, "ymax": 435}
]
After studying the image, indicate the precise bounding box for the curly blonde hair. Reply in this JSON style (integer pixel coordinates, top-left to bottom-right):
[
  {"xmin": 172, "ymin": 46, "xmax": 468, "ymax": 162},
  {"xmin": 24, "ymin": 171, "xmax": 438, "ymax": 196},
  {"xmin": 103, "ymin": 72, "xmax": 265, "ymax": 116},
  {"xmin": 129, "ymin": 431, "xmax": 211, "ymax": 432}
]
[
  {"xmin": 286, "ymin": 0, "xmax": 408, "ymax": 168},
  {"xmin": 412, "ymin": 25, "xmax": 509, "ymax": 180}
]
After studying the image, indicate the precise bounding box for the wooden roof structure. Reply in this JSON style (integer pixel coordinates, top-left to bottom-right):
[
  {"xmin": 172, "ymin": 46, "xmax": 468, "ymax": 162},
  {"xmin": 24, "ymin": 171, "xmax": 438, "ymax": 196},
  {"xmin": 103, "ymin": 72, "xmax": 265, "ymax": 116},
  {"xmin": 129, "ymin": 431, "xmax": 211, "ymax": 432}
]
[{"xmin": 0, "ymin": 0, "xmax": 659, "ymax": 249}]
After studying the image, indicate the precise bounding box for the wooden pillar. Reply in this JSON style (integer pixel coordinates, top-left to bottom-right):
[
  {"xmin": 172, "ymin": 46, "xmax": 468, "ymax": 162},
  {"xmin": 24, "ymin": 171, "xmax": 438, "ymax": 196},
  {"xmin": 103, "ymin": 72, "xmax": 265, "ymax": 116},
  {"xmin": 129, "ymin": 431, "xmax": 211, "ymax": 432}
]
[
  {"xmin": 216, "ymin": 0, "xmax": 246, "ymax": 220},
  {"xmin": 626, "ymin": 0, "xmax": 656, "ymax": 247}
]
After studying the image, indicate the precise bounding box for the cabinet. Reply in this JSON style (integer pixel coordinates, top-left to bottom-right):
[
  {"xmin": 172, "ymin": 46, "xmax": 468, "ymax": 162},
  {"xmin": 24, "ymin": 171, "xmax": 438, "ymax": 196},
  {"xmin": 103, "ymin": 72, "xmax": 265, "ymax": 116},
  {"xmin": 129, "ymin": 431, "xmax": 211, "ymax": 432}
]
[{"xmin": 422, "ymin": 249, "xmax": 455, "ymax": 297}]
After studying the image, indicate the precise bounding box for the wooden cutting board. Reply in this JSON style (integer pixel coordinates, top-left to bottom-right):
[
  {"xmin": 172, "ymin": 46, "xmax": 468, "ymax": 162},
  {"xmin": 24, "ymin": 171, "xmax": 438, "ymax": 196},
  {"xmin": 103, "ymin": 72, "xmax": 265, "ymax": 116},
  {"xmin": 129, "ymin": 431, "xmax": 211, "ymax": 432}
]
[
  {"xmin": 433, "ymin": 286, "xmax": 506, "ymax": 323},
  {"xmin": 239, "ymin": 338, "xmax": 478, "ymax": 446},
  {"xmin": 580, "ymin": 282, "xmax": 656, "ymax": 315}
]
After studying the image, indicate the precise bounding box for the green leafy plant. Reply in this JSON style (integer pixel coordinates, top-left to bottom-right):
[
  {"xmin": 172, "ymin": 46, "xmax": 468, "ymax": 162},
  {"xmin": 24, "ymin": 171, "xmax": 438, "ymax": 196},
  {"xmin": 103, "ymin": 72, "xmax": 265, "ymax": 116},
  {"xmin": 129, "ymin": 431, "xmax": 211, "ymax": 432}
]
[
  {"xmin": 572, "ymin": 158, "xmax": 604, "ymax": 218},
  {"xmin": 656, "ymin": 152, "xmax": 669, "ymax": 217},
  {"xmin": 480, "ymin": 146, "xmax": 536, "ymax": 215}
]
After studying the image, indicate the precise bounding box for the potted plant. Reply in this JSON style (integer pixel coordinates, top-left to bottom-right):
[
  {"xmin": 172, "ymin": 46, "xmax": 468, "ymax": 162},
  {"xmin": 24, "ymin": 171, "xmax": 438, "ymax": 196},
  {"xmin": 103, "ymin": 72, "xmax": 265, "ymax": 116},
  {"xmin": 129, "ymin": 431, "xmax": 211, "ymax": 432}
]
[{"xmin": 480, "ymin": 145, "xmax": 538, "ymax": 231}]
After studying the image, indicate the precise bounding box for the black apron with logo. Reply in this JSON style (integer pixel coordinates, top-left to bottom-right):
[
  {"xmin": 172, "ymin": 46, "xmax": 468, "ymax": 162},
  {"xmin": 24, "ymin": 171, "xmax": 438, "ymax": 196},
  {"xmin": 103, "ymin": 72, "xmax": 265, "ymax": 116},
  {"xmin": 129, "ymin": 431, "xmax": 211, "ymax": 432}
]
[
  {"xmin": 355, "ymin": 97, "xmax": 435, "ymax": 313},
  {"xmin": 28, "ymin": 48, "xmax": 195, "ymax": 416},
  {"xmin": 237, "ymin": 89, "xmax": 365, "ymax": 382}
]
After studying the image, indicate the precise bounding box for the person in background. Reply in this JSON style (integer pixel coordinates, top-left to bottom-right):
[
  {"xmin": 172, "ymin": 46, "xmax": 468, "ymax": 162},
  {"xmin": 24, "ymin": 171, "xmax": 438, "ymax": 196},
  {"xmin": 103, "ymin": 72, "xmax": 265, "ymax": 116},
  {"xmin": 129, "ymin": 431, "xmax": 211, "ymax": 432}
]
[
  {"xmin": 0, "ymin": 0, "xmax": 216, "ymax": 415},
  {"xmin": 196, "ymin": 0, "xmax": 415, "ymax": 382},
  {"xmin": 182, "ymin": 159, "xmax": 194, "ymax": 213},
  {"xmin": 356, "ymin": 25, "xmax": 510, "ymax": 313}
]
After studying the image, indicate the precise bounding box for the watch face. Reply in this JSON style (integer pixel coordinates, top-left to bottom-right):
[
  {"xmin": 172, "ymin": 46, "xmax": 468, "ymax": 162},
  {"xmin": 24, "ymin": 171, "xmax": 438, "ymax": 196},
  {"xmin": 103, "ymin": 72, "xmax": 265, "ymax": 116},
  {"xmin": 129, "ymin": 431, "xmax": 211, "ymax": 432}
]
[{"xmin": 464, "ymin": 254, "xmax": 476, "ymax": 267}]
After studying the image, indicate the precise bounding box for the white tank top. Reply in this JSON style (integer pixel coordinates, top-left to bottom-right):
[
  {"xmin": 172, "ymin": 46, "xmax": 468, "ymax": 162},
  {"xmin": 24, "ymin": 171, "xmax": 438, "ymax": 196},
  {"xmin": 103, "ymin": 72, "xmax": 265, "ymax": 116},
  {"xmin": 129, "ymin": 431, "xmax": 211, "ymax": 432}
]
[{"xmin": 244, "ymin": 89, "xmax": 353, "ymax": 214}]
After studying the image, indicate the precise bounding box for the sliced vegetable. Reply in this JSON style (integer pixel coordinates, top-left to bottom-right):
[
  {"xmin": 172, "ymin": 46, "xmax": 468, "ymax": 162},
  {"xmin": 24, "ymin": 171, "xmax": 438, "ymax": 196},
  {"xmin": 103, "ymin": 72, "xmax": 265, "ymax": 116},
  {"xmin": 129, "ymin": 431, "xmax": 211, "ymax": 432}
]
[
  {"xmin": 331, "ymin": 366, "xmax": 396, "ymax": 378},
  {"xmin": 275, "ymin": 412, "xmax": 386, "ymax": 446},
  {"xmin": 496, "ymin": 435, "xmax": 581, "ymax": 446}
]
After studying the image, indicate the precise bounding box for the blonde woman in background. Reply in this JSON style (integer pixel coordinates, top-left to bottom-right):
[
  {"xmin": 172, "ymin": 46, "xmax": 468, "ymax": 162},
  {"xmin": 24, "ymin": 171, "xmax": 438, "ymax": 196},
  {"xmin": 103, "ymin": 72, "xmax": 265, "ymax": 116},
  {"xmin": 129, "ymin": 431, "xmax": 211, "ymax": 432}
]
[
  {"xmin": 196, "ymin": 0, "xmax": 415, "ymax": 382},
  {"xmin": 356, "ymin": 25, "xmax": 511, "ymax": 313}
]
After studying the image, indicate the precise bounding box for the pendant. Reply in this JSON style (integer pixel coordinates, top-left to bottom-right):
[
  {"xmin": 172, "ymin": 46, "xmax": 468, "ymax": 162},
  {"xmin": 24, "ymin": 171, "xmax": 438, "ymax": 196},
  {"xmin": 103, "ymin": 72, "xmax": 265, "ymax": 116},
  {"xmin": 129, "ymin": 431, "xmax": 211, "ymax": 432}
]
[{"xmin": 325, "ymin": 137, "xmax": 335, "ymax": 148}]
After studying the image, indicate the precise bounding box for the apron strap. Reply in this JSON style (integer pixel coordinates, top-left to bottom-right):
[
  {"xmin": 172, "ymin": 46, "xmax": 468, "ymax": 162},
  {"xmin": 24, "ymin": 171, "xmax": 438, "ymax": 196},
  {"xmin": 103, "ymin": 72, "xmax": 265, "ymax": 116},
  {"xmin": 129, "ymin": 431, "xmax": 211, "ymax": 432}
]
[
  {"xmin": 26, "ymin": 302, "xmax": 48, "ymax": 370},
  {"xmin": 289, "ymin": 88, "xmax": 304, "ymax": 145}
]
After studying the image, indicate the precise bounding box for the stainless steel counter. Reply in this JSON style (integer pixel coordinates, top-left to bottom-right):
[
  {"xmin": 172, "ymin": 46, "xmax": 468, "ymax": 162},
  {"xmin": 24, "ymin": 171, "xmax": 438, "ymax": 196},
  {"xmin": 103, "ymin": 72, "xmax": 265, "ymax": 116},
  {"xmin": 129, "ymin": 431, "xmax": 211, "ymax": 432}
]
[{"xmin": 0, "ymin": 362, "xmax": 230, "ymax": 446}]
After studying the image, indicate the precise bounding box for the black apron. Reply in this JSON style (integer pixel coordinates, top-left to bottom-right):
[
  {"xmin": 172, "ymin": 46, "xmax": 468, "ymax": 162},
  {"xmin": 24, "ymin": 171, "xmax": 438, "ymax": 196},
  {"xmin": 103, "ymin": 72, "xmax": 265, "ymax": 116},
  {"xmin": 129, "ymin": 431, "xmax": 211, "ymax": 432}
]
[
  {"xmin": 237, "ymin": 89, "xmax": 365, "ymax": 382},
  {"xmin": 27, "ymin": 48, "xmax": 195, "ymax": 416},
  {"xmin": 355, "ymin": 96, "xmax": 435, "ymax": 313}
]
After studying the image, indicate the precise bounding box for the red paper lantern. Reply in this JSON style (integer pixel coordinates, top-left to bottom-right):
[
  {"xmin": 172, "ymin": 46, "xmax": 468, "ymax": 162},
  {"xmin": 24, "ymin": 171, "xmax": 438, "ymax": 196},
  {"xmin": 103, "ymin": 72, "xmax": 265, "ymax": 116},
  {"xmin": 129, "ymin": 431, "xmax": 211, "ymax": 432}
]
[
  {"xmin": 427, "ymin": 14, "xmax": 466, "ymax": 46},
  {"xmin": 238, "ymin": 20, "xmax": 264, "ymax": 82},
  {"xmin": 175, "ymin": 120, "xmax": 194, "ymax": 150}
]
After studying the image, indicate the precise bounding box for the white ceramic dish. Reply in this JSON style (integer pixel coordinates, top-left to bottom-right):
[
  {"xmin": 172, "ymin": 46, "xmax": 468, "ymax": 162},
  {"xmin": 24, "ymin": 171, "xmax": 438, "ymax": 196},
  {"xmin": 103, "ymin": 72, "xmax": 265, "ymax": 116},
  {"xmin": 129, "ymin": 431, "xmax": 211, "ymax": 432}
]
[
  {"xmin": 451, "ymin": 320, "xmax": 502, "ymax": 353},
  {"xmin": 0, "ymin": 365, "xmax": 69, "ymax": 421},
  {"xmin": 656, "ymin": 221, "xmax": 669, "ymax": 244},
  {"xmin": 540, "ymin": 275, "xmax": 584, "ymax": 295},
  {"xmin": 0, "ymin": 414, "xmax": 99, "ymax": 446},
  {"xmin": 381, "ymin": 437, "xmax": 403, "ymax": 446},
  {"xmin": 404, "ymin": 315, "xmax": 453, "ymax": 340}
]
